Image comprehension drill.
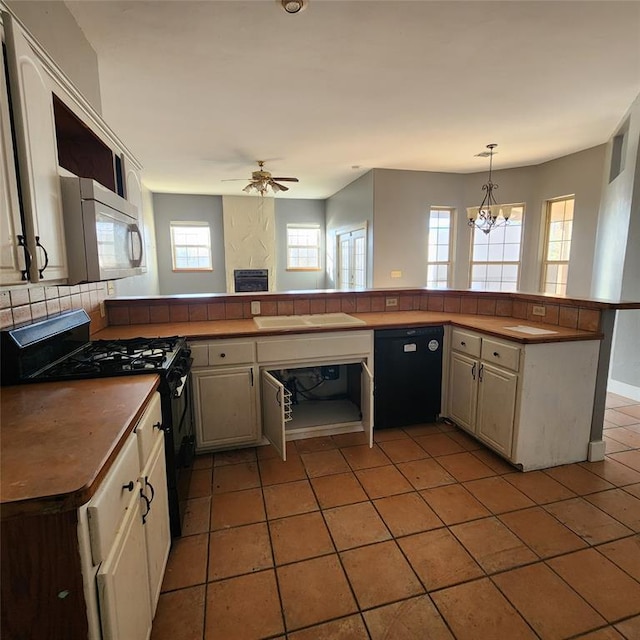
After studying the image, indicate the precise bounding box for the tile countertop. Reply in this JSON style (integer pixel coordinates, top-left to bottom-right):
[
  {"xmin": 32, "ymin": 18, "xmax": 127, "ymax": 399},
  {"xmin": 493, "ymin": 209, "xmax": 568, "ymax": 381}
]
[
  {"xmin": 91, "ymin": 311, "xmax": 602, "ymax": 344},
  {"xmin": 0, "ymin": 375, "xmax": 159, "ymax": 519}
]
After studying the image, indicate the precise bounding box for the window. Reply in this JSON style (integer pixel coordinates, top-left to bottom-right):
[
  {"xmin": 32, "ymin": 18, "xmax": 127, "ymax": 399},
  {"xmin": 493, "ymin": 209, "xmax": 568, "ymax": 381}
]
[
  {"xmin": 286, "ymin": 225, "xmax": 321, "ymax": 270},
  {"xmin": 470, "ymin": 205, "xmax": 524, "ymax": 291},
  {"xmin": 427, "ymin": 207, "xmax": 453, "ymax": 288},
  {"xmin": 541, "ymin": 197, "xmax": 574, "ymax": 295},
  {"xmin": 170, "ymin": 222, "xmax": 212, "ymax": 271}
]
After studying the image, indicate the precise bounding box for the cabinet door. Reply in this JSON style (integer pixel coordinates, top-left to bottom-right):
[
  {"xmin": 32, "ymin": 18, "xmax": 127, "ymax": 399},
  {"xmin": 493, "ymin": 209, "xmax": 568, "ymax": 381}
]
[
  {"xmin": 0, "ymin": 22, "xmax": 26, "ymax": 286},
  {"xmin": 261, "ymin": 370, "xmax": 287, "ymax": 461},
  {"xmin": 192, "ymin": 366, "xmax": 258, "ymax": 450},
  {"xmin": 96, "ymin": 490, "xmax": 152, "ymax": 640},
  {"xmin": 361, "ymin": 361, "xmax": 374, "ymax": 447},
  {"xmin": 4, "ymin": 15, "xmax": 67, "ymax": 281},
  {"xmin": 140, "ymin": 437, "xmax": 170, "ymax": 616},
  {"xmin": 476, "ymin": 363, "xmax": 517, "ymax": 457},
  {"xmin": 448, "ymin": 352, "xmax": 478, "ymax": 432}
]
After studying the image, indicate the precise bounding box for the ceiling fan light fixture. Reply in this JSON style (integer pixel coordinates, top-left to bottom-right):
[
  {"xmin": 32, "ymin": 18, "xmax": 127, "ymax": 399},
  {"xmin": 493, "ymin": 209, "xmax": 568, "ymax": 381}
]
[{"xmin": 281, "ymin": 0, "xmax": 306, "ymax": 14}]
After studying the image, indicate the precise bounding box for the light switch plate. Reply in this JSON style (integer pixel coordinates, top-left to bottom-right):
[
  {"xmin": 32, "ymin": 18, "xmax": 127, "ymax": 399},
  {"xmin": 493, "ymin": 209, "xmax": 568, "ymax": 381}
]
[
  {"xmin": 391, "ymin": 270, "xmax": 402, "ymax": 278},
  {"xmin": 386, "ymin": 297, "xmax": 398, "ymax": 307},
  {"xmin": 107, "ymin": 281, "xmax": 115, "ymax": 296},
  {"xmin": 532, "ymin": 305, "xmax": 546, "ymax": 316},
  {"xmin": 251, "ymin": 301, "xmax": 261, "ymax": 315}
]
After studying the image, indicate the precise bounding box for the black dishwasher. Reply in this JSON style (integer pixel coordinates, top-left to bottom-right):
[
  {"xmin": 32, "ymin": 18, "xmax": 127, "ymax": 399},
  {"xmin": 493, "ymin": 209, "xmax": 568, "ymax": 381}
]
[{"xmin": 374, "ymin": 326, "xmax": 444, "ymax": 428}]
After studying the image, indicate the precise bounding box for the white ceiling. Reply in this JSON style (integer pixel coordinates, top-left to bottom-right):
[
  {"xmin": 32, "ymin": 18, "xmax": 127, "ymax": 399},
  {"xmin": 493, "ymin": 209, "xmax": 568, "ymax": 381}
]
[{"xmin": 64, "ymin": 0, "xmax": 640, "ymax": 199}]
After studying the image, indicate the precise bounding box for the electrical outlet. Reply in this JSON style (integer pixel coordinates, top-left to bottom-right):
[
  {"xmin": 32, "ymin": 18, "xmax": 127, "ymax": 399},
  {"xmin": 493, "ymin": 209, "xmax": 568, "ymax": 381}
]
[
  {"xmin": 99, "ymin": 301, "xmax": 105, "ymax": 318},
  {"xmin": 532, "ymin": 305, "xmax": 546, "ymax": 317},
  {"xmin": 251, "ymin": 301, "xmax": 261, "ymax": 315},
  {"xmin": 107, "ymin": 281, "xmax": 115, "ymax": 296},
  {"xmin": 386, "ymin": 297, "xmax": 398, "ymax": 308}
]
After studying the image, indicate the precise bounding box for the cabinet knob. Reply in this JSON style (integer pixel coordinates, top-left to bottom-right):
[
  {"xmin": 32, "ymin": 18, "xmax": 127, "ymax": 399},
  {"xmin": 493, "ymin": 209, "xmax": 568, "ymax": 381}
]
[
  {"xmin": 122, "ymin": 481, "xmax": 134, "ymax": 492},
  {"xmin": 460, "ymin": 341, "xmax": 466, "ymax": 346},
  {"xmin": 493, "ymin": 351, "xmax": 500, "ymax": 357},
  {"xmin": 220, "ymin": 353, "xmax": 226, "ymax": 358}
]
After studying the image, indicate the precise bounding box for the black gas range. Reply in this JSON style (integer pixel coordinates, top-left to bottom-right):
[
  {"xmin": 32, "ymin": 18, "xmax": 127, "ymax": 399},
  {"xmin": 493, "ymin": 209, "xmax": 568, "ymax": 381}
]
[{"xmin": 0, "ymin": 309, "xmax": 195, "ymax": 538}]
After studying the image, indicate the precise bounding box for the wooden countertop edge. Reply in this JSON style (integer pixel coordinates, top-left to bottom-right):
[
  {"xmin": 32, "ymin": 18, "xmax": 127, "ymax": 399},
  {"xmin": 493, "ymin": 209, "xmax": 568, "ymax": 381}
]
[
  {"xmin": 0, "ymin": 377, "xmax": 160, "ymax": 520},
  {"xmin": 93, "ymin": 312, "xmax": 602, "ymax": 344}
]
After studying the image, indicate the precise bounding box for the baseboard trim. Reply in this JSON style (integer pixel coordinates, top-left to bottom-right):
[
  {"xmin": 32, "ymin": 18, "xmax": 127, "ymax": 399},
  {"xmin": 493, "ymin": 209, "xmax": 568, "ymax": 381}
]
[{"xmin": 608, "ymin": 379, "xmax": 640, "ymax": 402}]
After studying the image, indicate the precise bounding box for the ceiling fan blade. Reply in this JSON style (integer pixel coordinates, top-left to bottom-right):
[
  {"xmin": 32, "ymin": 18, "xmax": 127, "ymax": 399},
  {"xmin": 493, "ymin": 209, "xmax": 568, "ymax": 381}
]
[
  {"xmin": 270, "ymin": 181, "xmax": 289, "ymax": 192},
  {"xmin": 222, "ymin": 178, "xmax": 251, "ymax": 182},
  {"xmin": 271, "ymin": 177, "xmax": 299, "ymax": 182}
]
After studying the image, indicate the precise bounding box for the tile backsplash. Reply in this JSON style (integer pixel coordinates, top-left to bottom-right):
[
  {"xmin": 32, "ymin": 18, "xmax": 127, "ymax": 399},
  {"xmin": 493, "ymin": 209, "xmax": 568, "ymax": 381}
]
[{"xmin": 0, "ymin": 282, "xmax": 110, "ymax": 334}]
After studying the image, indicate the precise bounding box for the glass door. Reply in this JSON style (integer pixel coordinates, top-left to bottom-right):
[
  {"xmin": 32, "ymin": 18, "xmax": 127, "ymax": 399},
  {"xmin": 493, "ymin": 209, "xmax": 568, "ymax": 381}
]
[{"xmin": 337, "ymin": 227, "xmax": 366, "ymax": 289}]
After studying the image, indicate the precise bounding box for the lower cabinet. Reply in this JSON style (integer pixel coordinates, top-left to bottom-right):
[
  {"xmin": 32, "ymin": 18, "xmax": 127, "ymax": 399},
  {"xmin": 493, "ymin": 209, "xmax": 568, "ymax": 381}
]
[
  {"xmin": 190, "ymin": 331, "xmax": 375, "ymax": 459},
  {"xmin": 447, "ymin": 328, "xmax": 600, "ymax": 470},
  {"xmin": 192, "ymin": 366, "xmax": 259, "ymax": 451},
  {"xmin": 86, "ymin": 391, "xmax": 167, "ymax": 640},
  {"xmin": 95, "ymin": 486, "xmax": 151, "ymax": 640},
  {"xmin": 448, "ymin": 349, "xmax": 517, "ymax": 458},
  {"xmin": 475, "ymin": 362, "xmax": 518, "ymax": 458}
]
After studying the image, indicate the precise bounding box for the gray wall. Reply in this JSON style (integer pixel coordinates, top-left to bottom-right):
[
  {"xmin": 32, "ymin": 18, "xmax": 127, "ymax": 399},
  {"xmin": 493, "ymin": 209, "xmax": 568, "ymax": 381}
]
[
  {"xmin": 592, "ymin": 94, "xmax": 640, "ymax": 395},
  {"xmin": 6, "ymin": 0, "xmax": 102, "ymax": 114},
  {"xmin": 153, "ymin": 193, "xmax": 227, "ymax": 295},
  {"xmin": 325, "ymin": 171, "xmax": 374, "ymax": 288},
  {"xmin": 275, "ymin": 199, "xmax": 327, "ymax": 291}
]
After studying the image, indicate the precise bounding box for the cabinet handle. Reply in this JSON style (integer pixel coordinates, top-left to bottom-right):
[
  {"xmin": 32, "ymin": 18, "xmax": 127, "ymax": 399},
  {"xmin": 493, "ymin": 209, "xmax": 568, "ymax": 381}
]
[
  {"xmin": 35, "ymin": 237, "xmax": 49, "ymax": 278},
  {"xmin": 460, "ymin": 341, "xmax": 466, "ymax": 346},
  {"xmin": 140, "ymin": 489, "xmax": 151, "ymax": 524},
  {"xmin": 471, "ymin": 362, "xmax": 476, "ymax": 380},
  {"xmin": 276, "ymin": 388, "xmax": 282, "ymax": 407},
  {"xmin": 479, "ymin": 364, "xmax": 484, "ymax": 381},
  {"xmin": 153, "ymin": 421, "xmax": 165, "ymax": 432},
  {"xmin": 122, "ymin": 481, "xmax": 134, "ymax": 492},
  {"xmin": 493, "ymin": 351, "xmax": 500, "ymax": 357},
  {"xmin": 250, "ymin": 368, "xmax": 254, "ymax": 386},
  {"xmin": 144, "ymin": 477, "xmax": 155, "ymax": 503},
  {"xmin": 16, "ymin": 235, "xmax": 32, "ymax": 281}
]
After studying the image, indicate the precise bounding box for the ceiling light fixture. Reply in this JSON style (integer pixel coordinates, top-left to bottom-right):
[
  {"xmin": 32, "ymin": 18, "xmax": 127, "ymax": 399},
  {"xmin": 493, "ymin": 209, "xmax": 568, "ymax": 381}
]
[
  {"xmin": 467, "ymin": 143, "xmax": 512, "ymax": 235},
  {"xmin": 281, "ymin": 0, "xmax": 305, "ymax": 14}
]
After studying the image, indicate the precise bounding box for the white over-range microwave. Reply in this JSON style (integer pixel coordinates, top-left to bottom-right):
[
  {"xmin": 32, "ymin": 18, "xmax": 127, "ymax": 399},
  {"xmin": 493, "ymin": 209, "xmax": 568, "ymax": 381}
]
[{"xmin": 60, "ymin": 177, "xmax": 146, "ymax": 284}]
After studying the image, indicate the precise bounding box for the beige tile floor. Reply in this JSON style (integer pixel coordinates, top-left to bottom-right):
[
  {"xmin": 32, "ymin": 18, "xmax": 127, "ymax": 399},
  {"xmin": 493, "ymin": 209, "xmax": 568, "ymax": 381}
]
[{"xmin": 151, "ymin": 393, "xmax": 640, "ymax": 640}]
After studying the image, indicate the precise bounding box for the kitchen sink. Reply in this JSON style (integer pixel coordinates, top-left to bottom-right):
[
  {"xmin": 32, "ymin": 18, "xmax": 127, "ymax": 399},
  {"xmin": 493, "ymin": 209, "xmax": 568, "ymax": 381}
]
[{"xmin": 254, "ymin": 313, "xmax": 366, "ymax": 330}]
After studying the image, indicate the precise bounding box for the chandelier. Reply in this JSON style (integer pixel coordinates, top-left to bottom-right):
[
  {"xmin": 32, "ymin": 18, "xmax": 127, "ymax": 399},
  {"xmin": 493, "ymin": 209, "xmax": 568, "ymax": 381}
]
[{"xmin": 467, "ymin": 143, "xmax": 512, "ymax": 235}]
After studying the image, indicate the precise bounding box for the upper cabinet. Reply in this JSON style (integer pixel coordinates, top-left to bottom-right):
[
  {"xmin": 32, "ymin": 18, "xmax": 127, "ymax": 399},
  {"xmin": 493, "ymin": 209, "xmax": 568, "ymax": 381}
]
[{"xmin": 0, "ymin": 9, "xmax": 142, "ymax": 286}]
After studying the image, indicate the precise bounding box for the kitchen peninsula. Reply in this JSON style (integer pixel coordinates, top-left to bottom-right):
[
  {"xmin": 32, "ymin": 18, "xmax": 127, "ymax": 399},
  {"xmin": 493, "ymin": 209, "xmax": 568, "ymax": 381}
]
[{"xmin": 95, "ymin": 287, "xmax": 638, "ymax": 470}]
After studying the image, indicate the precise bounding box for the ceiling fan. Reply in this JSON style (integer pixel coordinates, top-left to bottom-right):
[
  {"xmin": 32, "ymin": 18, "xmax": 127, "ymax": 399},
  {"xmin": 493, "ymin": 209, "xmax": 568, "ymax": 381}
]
[{"xmin": 223, "ymin": 160, "xmax": 299, "ymax": 196}]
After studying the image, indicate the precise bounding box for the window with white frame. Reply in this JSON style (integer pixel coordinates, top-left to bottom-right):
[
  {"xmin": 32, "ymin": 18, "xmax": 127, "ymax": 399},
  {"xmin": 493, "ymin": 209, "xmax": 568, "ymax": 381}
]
[
  {"xmin": 170, "ymin": 222, "xmax": 212, "ymax": 271},
  {"xmin": 469, "ymin": 205, "xmax": 524, "ymax": 291},
  {"xmin": 286, "ymin": 224, "xmax": 321, "ymax": 270},
  {"xmin": 541, "ymin": 196, "xmax": 574, "ymax": 295},
  {"xmin": 427, "ymin": 207, "xmax": 454, "ymax": 288}
]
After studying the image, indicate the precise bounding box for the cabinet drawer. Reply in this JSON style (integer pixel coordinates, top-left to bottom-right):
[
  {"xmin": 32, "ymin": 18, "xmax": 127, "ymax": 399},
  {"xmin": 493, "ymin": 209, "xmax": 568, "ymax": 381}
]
[
  {"xmin": 135, "ymin": 392, "xmax": 162, "ymax": 470},
  {"xmin": 87, "ymin": 432, "xmax": 141, "ymax": 564},
  {"xmin": 482, "ymin": 338, "xmax": 520, "ymax": 372},
  {"xmin": 451, "ymin": 329, "xmax": 481, "ymax": 357},
  {"xmin": 190, "ymin": 343, "xmax": 209, "ymax": 367},
  {"xmin": 208, "ymin": 341, "xmax": 255, "ymax": 365}
]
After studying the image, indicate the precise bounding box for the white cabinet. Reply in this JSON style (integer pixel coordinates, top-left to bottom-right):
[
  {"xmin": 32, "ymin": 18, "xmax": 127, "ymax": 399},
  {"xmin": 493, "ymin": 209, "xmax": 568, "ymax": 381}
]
[
  {"xmin": 78, "ymin": 391, "xmax": 168, "ymax": 640},
  {"xmin": 448, "ymin": 329, "xmax": 518, "ymax": 458},
  {"xmin": 0, "ymin": 18, "xmax": 26, "ymax": 285},
  {"xmin": 446, "ymin": 328, "xmax": 600, "ymax": 470},
  {"xmin": 191, "ymin": 338, "xmax": 259, "ymax": 452},
  {"xmin": 190, "ymin": 331, "xmax": 375, "ymax": 459},
  {"xmin": 3, "ymin": 12, "xmax": 67, "ymax": 282},
  {"xmin": 475, "ymin": 362, "xmax": 518, "ymax": 457}
]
